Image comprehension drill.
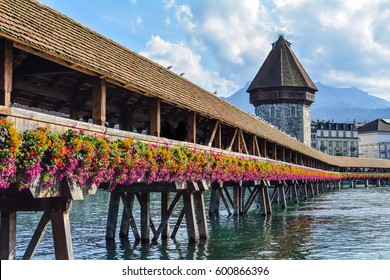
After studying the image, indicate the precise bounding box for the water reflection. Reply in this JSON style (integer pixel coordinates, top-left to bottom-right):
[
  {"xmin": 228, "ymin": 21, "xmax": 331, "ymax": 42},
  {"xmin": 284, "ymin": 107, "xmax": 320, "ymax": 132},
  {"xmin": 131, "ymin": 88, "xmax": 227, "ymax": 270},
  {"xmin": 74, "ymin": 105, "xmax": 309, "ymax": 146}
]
[{"xmin": 13, "ymin": 187, "xmax": 390, "ymax": 260}]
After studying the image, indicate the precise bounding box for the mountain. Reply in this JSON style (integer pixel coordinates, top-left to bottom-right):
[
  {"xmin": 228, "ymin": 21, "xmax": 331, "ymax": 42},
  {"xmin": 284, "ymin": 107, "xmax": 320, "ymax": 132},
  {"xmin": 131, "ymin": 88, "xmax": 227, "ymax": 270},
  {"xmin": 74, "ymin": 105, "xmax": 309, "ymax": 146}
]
[
  {"xmin": 311, "ymin": 82, "xmax": 390, "ymax": 122},
  {"xmin": 223, "ymin": 81, "xmax": 390, "ymax": 122},
  {"xmin": 222, "ymin": 81, "xmax": 254, "ymax": 114}
]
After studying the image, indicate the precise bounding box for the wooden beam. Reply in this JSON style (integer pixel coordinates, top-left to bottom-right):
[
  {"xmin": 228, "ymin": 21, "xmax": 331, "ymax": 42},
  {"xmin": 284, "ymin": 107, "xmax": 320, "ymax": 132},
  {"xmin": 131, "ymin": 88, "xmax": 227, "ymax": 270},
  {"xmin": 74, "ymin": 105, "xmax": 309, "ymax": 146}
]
[
  {"xmin": 215, "ymin": 122, "xmax": 222, "ymax": 148},
  {"xmin": 0, "ymin": 212, "xmax": 16, "ymax": 260},
  {"xmin": 271, "ymin": 143, "xmax": 277, "ymax": 160},
  {"xmin": 105, "ymin": 192, "xmax": 120, "ymax": 240},
  {"xmin": 92, "ymin": 78, "xmax": 106, "ymax": 125},
  {"xmin": 227, "ymin": 128, "xmax": 239, "ymax": 152},
  {"xmin": 50, "ymin": 210, "xmax": 74, "ymax": 260},
  {"xmin": 187, "ymin": 111, "xmax": 196, "ymax": 143},
  {"xmin": 140, "ymin": 192, "xmax": 150, "ymax": 243},
  {"xmin": 281, "ymin": 146, "xmax": 286, "ymax": 162},
  {"xmin": 149, "ymin": 98, "xmax": 161, "ymax": 137},
  {"xmin": 253, "ymin": 136, "xmax": 260, "ymax": 157},
  {"xmin": 23, "ymin": 212, "xmax": 51, "ymax": 260},
  {"xmin": 240, "ymin": 130, "xmax": 249, "ymax": 154},
  {"xmin": 183, "ymin": 193, "xmax": 199, "ymax": 243},
  {"xmin": 207, "ymin": 120, "xmax": 220, "ymax": 147},
  {"xmin": 0, "ymin": 39, "xmax": 13, "ymax": 107},
  {"xmin": 70, "ymin": 95, "xmax": 79, "ymax": 120},
  {"xmin": 194, "ymin": 192, "xmax": 208, "ymax": 239}
]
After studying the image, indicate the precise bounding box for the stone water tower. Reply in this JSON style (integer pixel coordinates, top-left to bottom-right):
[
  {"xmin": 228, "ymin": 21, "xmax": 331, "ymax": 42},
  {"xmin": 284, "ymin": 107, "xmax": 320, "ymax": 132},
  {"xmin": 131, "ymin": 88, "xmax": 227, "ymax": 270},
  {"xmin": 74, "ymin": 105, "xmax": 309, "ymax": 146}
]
[{"xmin": 247, "ymin": 35, "xmax": 317, "ymax": 146}]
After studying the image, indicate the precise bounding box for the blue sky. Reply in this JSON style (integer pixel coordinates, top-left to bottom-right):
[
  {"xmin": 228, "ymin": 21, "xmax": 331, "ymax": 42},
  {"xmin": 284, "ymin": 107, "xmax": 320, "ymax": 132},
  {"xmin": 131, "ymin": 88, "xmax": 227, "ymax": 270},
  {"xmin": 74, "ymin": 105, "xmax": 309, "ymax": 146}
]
[{"xmin": 39, "ymin": 0, "xmax": 390, "ymax": 100}]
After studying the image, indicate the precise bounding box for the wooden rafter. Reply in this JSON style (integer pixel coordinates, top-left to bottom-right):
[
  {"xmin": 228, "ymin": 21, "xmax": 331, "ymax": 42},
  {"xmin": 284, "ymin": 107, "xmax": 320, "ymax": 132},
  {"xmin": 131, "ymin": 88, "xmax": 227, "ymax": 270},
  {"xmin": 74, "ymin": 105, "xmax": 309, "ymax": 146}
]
[
  {"xmin": 92, "ymin": 77, "xmax": 106, "ymax": 126},
  {"xmin": 226, "ymin": 128, "xmax": 238, "ymax": 152},
  {"xmin": 239, "ymin": 130, "xmax": 249, "ymax": 154},
  {"xmin": 207, "ymin": 120, "xmax": 220, "ymax": 147}
]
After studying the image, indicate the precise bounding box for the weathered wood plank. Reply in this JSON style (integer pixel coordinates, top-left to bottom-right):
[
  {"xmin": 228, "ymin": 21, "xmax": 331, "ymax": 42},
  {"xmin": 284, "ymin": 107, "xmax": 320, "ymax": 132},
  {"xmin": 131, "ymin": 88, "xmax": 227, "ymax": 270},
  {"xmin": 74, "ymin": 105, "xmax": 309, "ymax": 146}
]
[
  {"xmin": 187, "ymin": 111, "xmax": 196, "ymax": 143},
  {"xmin": 171, "ymin": 207, "xmax": 185, "ymax": 239},
  {"xmin": 0, "ymin": 211, "xmax": 16, "ymax": 260},
  {"xmin": 240, "ymin": 130, "xmax": 249, "ymax": 155},
  {"xmin": 92, "ymin": 78, "xmax": 107, "ymax": 126},
  {"xmin": 23, "ymin": 211, "xmax": 51, "ymax": 260},
  {"xmin": 183, "ymin": 193, "xmax": 199, "ymax": 243},
  {"xmin": 50, "ymin": 210, "xmax": 74, "ymax": 260},
  {"xmin": 208, "ymin": 183, "xmax": 220, "ymax": 217},
  {"xmin": 140, "ymin": 192, "xmax": 150, "ymax": 243},
  {"xmin": 149, "ymin": 98, "xmax": 161, "ymax": 137},
  {"xmin": 119, "ymin": 192, "xmax": 140, "ymax": 240},
  {"xmin": 153, "ymin": 193, "xmax": 182, "ymax": 241},
  {"xmin": 227, "ymin": 128, "xmax": 238, "ymax": 152},
  {"xmin": 105, "ymin": 192, "xmax": 120, "ymax": 240},
  {"xmin": 207, "ymin": 120, "xmax": 220, "ymax": 147},
  {"xmin": 161, "ymin": 192, "xmax": 170, "ymax": 240},
  {"xmin": 0, "ymin": 39, "xmax": 12, "ymax": 107},
  {"xmin": 194, "ymin": 192, "xmax": 208, "ymax": 239}
]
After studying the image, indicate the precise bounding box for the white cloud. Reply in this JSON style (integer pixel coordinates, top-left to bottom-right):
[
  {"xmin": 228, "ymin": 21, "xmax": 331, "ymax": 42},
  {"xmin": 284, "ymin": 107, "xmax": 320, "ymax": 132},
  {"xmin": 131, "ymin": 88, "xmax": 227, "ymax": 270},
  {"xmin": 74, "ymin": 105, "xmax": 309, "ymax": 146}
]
[
  {"xmin": 164, "ymin": 0, "xmax": 175, "ymax": 10},
  {"xmin": 175, "ymin": 5, "xmax": 196, "ymax": 32},
  {"xmin": 140, "ymin": 36, "xmax": 238, "ymax": 96},
  {"xmin": 129, "ymin": 0, "xmax": 137, "ymax": 5}
]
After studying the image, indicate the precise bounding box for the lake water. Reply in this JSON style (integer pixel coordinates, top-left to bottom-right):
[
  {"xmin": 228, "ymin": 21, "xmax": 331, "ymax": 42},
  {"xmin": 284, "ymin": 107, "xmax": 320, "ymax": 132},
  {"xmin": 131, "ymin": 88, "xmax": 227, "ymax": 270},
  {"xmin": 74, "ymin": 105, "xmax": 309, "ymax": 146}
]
[{"xmin": 14, "ymin": 186, "xmax": 390, "ymax": 260}]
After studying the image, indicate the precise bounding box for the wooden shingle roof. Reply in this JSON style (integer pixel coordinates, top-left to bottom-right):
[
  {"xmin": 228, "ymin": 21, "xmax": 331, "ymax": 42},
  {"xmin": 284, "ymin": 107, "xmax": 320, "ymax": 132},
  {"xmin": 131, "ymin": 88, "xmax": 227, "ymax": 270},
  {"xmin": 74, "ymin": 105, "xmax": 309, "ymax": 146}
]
[
  {"xmin": 1, "ymin": 0, "xmax": 390, "ymax": 169},
  {"xmin": 248, "ymin": 35, "xmax": 318, "ymax": 92}
]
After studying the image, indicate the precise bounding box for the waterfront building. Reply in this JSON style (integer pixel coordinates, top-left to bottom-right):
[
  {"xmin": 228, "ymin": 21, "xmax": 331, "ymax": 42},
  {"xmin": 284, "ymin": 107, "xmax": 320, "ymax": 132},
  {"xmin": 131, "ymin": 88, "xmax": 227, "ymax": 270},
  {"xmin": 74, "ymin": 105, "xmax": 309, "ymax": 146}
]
[
  {"xmin": 311, "ymin": 121, "xmax": 359, "ymax": 157},
  {"xmin": 359, "ymin": 119, "xmax": 390, "ymax": 159},
  {"xmin": 247, "ymin": 35, "xmax": 318, "ymax": 147}
]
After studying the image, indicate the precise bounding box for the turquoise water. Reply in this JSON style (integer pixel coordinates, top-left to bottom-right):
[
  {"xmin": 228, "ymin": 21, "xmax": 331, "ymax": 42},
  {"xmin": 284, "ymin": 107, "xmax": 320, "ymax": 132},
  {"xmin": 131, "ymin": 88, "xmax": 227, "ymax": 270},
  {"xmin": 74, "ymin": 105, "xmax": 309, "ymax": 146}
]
[{"xmin": 14, "ymin": 186, "xmax": 390, "ymax": 260}]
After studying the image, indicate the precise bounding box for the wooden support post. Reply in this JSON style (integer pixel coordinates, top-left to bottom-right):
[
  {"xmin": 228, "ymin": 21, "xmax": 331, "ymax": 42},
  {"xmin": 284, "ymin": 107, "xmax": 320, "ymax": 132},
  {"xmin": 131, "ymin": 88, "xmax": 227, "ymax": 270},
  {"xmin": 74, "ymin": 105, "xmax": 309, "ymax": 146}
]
[
  {"xmin": 0, "ymin": 211, "xmax": 16, "ymax": 260},
  {"xmin": 106, "ymin": 192, "xmax": 120, "ymax": 240},
  {"xmin": 119, "ymin": 192, "xmax": 140, "ymax": 240},
  {"xmin": 233, "ymin": 185, "xmax": 240, "ymax": 215},
  {"xmin": 161, "ymin": 192, "xmax": 170, "ymax": 240},
  {"xmin": 239, "ymin": 130, "xmax": 249, "ymax": 154},
  {"xmin": 209, "ymin": 183, "xmax": 221, "ymax": 217},
  {"xmin": 303, "ymin": 183, "xmax": 308, "ymax": 200},
  {"xmin": 227, "ymin": 128, "xmax": 239, "ymax": 152},
  {"xmin": 0, "ymin": 39, "xmax": 12, "ymax": 107},
  {"xmin": 171, "ymin": 207, "xmax": 185, "ymax": 239},
  {"xmin": 281, "ymin": 146, "xmax": 286, "ymax": 162},
  {"xmin": 149, "ymin": 98, "xmax": 161, "ymax": 137},
  {"xmin": 377, "ymin": 179, "xmax": 381, "ymax": 187},
  {"xmin": 23, "ymin": 212, "xmax": 51, "ymax": 260},
  {"xmin": 272, "ymin": 143, "xmax": 277, "ymax": 160},
  {"xmin": 365, "ymin": 179, "xmax": 369, "ymax": 188},
  {"xmin": 183, "ymin": 192, "xmax": 199, "ymax": 243},
  {"xmin": 216, "ymin": 122, "xmax": 222, "ymax": 148},
  {"xmin": 279, "ymin": 183, "xmax": 287, "ymax": 209},
  {"xmin": 292, "ymin": 183, "xmax": 299, "ymax": 203},
  {"xmin": 261, "ymin": 139, "xmax": 267, "ymax": 157},
  {"xmin": 252, "ymin": 135, "xmax": 260, "ymax": 156},
  {"xmin": 92, "ymin": 78, "xmax": 106, "ymax": 125},
  {"xmin": 194, "ymin": 192, "xmax": 208, "ymax": 239},
  {"xmin": 207, "ymin": 120, "xmax": 220, "ymax": 147},
  {"xmin": 51, "ymin": 209, "xmax": 74, "ymax": 260},
  {"xmin": 187, "ymin": 112, "xmax": 196, "ymax": 143},
  {"xmin": 69, "ymin": 95, "xmax": 80, "ymax": 121},
  {"xmin": 264, "ymin": 183, "xmax": 272, "ymax": 215},
  {"xmin": 140, "ymin": 192, "xmax": 150, "ymax": 243}
]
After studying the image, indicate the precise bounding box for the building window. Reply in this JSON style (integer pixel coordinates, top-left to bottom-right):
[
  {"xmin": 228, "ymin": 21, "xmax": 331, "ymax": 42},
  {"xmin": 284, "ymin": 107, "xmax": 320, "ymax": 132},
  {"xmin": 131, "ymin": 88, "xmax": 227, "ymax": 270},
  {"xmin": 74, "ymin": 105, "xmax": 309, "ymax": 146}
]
[
  {"xmin": 329, "ymin": 141, "xmax": 333, "ymax": 147},
  {"xmin": 336, "ymin": 131, "xmax": 339, "ymax": 137},
  {"xmin": 328, "ymin": 131, "xmax": 331, "ymax": 137},
  {"xmin": 343, "ymin": 131, "xmax": 346, "ymax": 137},
  {"xmin": 270, "ymin": 106, "xmax": 275, "ymax": 118},
  {"xmin": 292, "ymin": 106, "xmax": 296, "ymax": 117},
  {"xmin": 320, "ymin": 131, "xmax": 324, "ymax": 137}
]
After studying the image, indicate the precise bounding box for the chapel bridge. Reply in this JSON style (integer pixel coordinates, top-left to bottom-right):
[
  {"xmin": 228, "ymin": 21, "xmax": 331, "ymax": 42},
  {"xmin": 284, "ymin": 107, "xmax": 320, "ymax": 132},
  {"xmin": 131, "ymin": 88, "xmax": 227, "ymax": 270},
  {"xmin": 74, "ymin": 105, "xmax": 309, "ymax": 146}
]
[{"xmin": 1, "ymin": 0, "xmax": 389, "ymax": 260}]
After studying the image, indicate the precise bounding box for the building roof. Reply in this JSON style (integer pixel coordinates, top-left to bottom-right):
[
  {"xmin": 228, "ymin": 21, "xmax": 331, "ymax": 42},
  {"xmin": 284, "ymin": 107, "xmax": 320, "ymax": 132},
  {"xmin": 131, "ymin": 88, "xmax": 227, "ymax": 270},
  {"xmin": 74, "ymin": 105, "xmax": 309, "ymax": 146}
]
[
  {"xmin": 247, "ymin": 35, "xmax": 318, "ymax": 93},
  {"xmin": 0, "ymin": 0, "xmax": 389, "ymax": 169},
  {"xmin": 358, "ymin": 119, "xmax": 390, "ymax": 133}
]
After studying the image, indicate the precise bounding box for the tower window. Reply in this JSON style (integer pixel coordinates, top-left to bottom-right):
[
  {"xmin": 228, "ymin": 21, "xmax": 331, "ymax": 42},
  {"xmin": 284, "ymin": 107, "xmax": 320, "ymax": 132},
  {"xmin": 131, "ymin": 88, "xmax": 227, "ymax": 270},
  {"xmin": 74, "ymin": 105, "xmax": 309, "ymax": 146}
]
[
  {"xmin": 292, "ymin": 106, "xmax": 296, "ymax": 117},
  {"xmin": 270, "ymin": 106, "xmax": 275, "ymax": 118}
]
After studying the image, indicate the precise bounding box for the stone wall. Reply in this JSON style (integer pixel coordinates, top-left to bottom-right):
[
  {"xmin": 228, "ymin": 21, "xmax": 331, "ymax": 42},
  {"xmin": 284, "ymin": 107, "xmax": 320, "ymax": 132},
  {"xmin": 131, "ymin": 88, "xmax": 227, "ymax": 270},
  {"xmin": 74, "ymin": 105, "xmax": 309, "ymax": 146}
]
[{"xmin": 255, "ymin": 103, "xmax": 311, "ymax": 146}]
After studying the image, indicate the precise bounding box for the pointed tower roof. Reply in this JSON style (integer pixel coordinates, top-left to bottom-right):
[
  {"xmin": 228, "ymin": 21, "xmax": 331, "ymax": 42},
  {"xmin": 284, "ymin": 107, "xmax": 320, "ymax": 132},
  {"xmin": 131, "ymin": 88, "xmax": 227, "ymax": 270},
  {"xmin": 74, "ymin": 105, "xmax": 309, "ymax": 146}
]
[{"xmin": 247, "ymin": 36, "xmax": 318, "ymax": 93}]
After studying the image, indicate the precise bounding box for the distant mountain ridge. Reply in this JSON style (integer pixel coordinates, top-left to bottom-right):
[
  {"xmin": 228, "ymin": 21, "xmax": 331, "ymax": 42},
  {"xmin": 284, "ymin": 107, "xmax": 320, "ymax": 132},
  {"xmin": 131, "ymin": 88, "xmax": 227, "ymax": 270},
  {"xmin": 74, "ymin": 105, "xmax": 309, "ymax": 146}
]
[{"xmin": 223, "ymin": 81, "xmax": 390, "ymax": 122}]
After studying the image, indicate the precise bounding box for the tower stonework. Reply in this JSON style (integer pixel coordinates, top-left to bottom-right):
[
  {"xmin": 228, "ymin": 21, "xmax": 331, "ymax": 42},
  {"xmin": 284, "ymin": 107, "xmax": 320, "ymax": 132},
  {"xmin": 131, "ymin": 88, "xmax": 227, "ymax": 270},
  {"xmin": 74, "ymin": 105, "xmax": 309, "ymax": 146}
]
[{"xmin": 247, "ymin": 36, "xmax": 317, "ymax": 146}]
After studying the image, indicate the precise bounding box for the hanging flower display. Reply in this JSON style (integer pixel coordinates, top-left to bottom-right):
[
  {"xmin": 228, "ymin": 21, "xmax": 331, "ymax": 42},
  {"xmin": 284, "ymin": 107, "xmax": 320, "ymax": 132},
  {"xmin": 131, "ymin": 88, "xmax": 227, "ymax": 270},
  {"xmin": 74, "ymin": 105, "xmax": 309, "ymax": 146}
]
[{"xmin": 0, "ymin": 121, "xmax": 389, "ymax": 191}]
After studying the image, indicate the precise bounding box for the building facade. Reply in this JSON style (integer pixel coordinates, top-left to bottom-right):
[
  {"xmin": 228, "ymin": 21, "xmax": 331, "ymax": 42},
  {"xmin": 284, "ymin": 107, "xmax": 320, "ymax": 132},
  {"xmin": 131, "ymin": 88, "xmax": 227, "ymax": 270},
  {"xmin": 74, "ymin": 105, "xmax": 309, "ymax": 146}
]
[
  {"xmin": 359, "ymin": 119, "xmax": 390, "ymax": 159},
  {"xmin": 247, "ymin": 35, "xmax": 317, "ymax": 146},
  {"xmin": 311, "ymin": 121, "xmax": 359, "ymax": 157}
]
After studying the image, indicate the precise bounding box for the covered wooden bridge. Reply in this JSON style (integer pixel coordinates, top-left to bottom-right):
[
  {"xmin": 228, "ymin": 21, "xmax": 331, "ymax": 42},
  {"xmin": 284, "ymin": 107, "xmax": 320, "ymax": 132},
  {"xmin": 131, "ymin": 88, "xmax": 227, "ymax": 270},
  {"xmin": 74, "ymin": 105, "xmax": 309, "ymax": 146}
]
[{"xmin": 1, "ymin": 0, "xmax": 389, "ymax": 260}]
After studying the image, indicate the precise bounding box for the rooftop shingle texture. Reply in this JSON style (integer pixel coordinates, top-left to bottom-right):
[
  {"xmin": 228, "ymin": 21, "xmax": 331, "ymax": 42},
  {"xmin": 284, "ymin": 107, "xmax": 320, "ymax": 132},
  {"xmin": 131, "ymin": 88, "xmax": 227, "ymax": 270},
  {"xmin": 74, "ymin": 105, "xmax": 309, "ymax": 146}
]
[
  {"xmin": 0, "ymin": 0, "xmax": 389, "ymax": 169},
  {"xmin": 247, "ymin": 36, "xmax": 318, "ymax": 93},
  {"xmin": 358, "ymin": 119, "xmax": 390, "ymax": 133}
]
